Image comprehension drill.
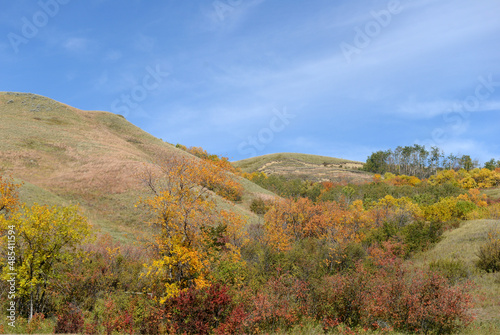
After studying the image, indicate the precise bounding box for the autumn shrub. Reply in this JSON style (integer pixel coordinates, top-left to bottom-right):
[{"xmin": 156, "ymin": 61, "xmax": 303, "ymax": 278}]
[
  {"xmin": 401, "ymin": 220, "xmax": 443, "ymax": 254},
  {"xmin": 328, "ymin": 242, "xmax": 366, "ymax": 273},
  {"xmin": 175, "ymin": 143, "xmax": 187, "ymax": 151},
  {"xmin": 277, "ymin": 238, "xmax": 328, "ymax": 279},
  {"xmin": 362, "ymin": 221, "xmax": 399, "ymax": 247},
  {"xmin": 209, "ymin": 178, "xmax": 244, "ymax": 202},
  {"xmin": 246, "ymin": 273, "xmax": 311, "ymax": 333},
  {"xmin": 56, "ymin": 235, "xmax": 146, "ymax": 313},
  {"xmin": 314, "ymin": 241, "xmax": 474, "ymax": 334},
  {"xmin": 131, "ymin": 297, "xmax": 164, "ymax": 335},
  {"xmin": 250, "ymin": 174, "xmax": 321, "ymax": 200},
  {"xmin": 476, "ymin": 230, "xmax": 500, "ymax": 273},
  {"xmin": 314, "ymin": 267, "xmax": 369, "ymax": 330},
  {"xmin": 250, "ymin": 197, "xmax": 270, "ymax": 214},
  {"xmin": 166, "ymin": 283, "xmax": 233, "ymax": 335},
  {"xmin": 455, "ymin": 200, "xmax": 477, "ymax": 219},
  {"xmin": 25, "ymin": 313, "xmax": 45, "ymax": 334},
  {"xmin": 423, "ymin": 197, "xmax": 458, "ymax": 223},
  {"xmin": 54, "ymin": 303, "xmax": 84, "ymax": 334},
  {"xmin": 366, "ymin": 269, "xmax": 474, "ymax": 334},
  {"xmin": 368, "ymin": 242, "xmax": 474, "ymax": 334},
  {"xmin": 85, "ymin": 295, "xmax": 136, "ymax": 335},
  {"xmin": 242, "ymin": 237, "xmax": 332, "ymax": 289},
  {"xmin": 213, "ymin": 305, "xmax": 248, "ymax": 335},
  {"xmin": 363, "ymin": 220, "xmax": 443, "ymax": 257}
]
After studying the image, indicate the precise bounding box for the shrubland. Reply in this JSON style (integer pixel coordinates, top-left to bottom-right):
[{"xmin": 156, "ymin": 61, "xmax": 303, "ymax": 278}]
[{"xmin": 1, "ymin": 147, "xmax": 500, "ymax": 334}]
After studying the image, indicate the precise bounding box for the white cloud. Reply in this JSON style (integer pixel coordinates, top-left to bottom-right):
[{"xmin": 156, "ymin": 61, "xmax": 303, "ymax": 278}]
[{"xmin": 63, "ymin": 37, "xmax": 90, "ymax": 52}]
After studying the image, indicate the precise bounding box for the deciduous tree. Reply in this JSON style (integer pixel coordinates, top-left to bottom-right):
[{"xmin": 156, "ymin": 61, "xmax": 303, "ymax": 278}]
[
  {"xmin": 139, "ymin": 156, "xmax": 246, "ymax": 301},
  {"xmin": 1, "ymin": 204, "xmax": 92, "ymax": 318}
]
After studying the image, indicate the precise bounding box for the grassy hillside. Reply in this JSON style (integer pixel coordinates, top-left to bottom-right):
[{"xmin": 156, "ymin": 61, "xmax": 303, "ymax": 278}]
[
  {"xmin": 414, "ymin": 219, "xmax": 500, "ymax": 332},
  {"xmin": 0, "ymin": 92, "xmax": 273, "ymax": 243},
  {"xmin": 233, "ymin": 152, "xmax": 371, "ymax": 183},
  {"xmin": 483, "ymin": 187, "xmax": 500, "ymax": 200}
]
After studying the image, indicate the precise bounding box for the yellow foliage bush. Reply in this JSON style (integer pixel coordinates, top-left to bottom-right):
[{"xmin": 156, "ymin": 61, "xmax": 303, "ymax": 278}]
[
  {"xmin": 373, "ymin": 195, "xmax": 422, "ymax": 224},
  {"xmin": 428, "ymin": 170, "xmax": 458, "ymax": 186},
  {"xmin": 423, "ymin": 197, "xmax": 458, "ymax": 223},
  {"xmin": 429, "ymin": 168, "xmax": 500, "ymax": 189}
]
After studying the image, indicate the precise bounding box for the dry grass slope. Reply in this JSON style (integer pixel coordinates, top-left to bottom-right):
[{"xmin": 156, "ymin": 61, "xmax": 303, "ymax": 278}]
[
  {"xmin": 233, "ymin": 152, "xmax": 372, "ymax": 183},
  {"xmin": 0, "ymin": 92, "xmax": 272, "ymax": 243},
  {"xmin": 483, "ymin": 187, "xmax": 500, "ymax": 200}
]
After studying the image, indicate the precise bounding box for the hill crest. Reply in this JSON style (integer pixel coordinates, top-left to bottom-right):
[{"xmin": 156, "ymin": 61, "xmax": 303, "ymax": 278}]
[
  {"xmin": 233, "ymin": 152, "xmax": 371, "ymax": 183},
  {"xmin": 0, "ymin": 92, "xmax": 273, "ymax": 242}
]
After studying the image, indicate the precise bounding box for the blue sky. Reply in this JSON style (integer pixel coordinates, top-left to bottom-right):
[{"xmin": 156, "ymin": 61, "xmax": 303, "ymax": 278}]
[{"xmin": 1, "ymin": 0, "xmax": 499, "ymax": 163}]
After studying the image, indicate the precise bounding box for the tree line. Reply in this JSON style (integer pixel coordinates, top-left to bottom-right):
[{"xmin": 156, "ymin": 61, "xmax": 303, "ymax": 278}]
[{"xmin": 363, "ymin": 144, "xmax": 500, "ymax": 178}]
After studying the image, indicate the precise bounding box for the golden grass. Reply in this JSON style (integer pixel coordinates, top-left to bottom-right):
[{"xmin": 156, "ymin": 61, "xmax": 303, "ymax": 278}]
[
  {"xmin": 0, "ymin": 92, "xmax": 270, "ymax": 243},
  {"xmin": 234, "ymin": 152, "xmax": 363, "ymax": 171},
  {"xmin": 233, "ymin": 152, "xmax": 371, "ymax": 183},
  {"xmin": 483, "ymin": 187, "xmax": 500, "ymax": 200}
]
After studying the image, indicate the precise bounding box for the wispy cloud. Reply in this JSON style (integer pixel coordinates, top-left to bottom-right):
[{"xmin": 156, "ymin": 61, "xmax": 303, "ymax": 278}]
[{"xmin": 63, "ymin": 37, "xmax": 91, "ymax": 52}]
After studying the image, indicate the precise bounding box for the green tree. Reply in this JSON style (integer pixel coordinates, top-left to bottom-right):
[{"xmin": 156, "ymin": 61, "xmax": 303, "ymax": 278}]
[
  {"xmin": 484, "ymin": 158, "xmax": 500, "ymax": 170},
  {"xmin": 363, "ymin": 150, "xmax": 390, "ymax": 174},
  {"xmin": 460, "ymin": 155, "xmax": 475, "ymax": 171}
]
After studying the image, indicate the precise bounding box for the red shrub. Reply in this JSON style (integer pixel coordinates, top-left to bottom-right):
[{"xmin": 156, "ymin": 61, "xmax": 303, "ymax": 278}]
[
  {"xmin": 100, "ymin": 299, "xmax": 134, "ymax": 335},
  {"xmin": 213, "ymin": 305, "xmax": 248, "ymax": 335},
  {"xmin": 167, "ymin": 284, "xmax": 232, "ymax": 335},
  {"xmin": 315, "ymin": 241, "xmax": 474, "ymax": 334},
  {"xmin": 246, "ymin": 273, "xmax": 310, "ymax": 333},
  {"xmin": 315, "ymin": 269, "xmax": 369, "ymax": 330},
  {"xmin": 54, "ymin": 303, "xmax": 84, "ymax": 334}
]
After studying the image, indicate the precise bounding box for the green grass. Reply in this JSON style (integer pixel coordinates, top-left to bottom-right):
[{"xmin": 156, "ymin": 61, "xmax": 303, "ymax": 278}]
[{"xmin": 16, "ymin": 177, "xmax": 69, "ymax": 207}]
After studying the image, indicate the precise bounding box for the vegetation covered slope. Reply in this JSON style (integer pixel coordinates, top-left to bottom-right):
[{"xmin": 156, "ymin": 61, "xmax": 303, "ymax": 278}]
[
  {"xmin": 414, "ymin": 219, "xmax": 500, "ymax": 329},
  {"xmin": 0, "ymin": 92, "xmax": 273, "ymax": 242},
  {"xmin": 233, "ymin": 152, "xmax": 371, "ymax": 183}
]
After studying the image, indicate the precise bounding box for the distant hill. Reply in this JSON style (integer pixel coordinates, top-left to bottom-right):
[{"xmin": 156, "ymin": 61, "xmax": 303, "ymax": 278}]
[
  {"xmin": 0, "ymin": 92, "xmax": 274, "ymax": 243},
  {"xmin": 233, "ymin": 152, "xmax": 372, "ymax": 183}
]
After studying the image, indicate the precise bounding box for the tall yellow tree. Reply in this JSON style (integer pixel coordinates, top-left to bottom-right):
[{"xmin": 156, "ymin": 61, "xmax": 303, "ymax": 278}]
[{"xmin": 139, "ymin": 156, "xmax": 246, "ymax": 301}]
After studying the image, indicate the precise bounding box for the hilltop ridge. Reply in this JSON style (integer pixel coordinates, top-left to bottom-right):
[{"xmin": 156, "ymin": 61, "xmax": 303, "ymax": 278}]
[
  {"xmin": 234, "ymin": 152, "xmax": 371, "ymax": 183},
  {"xmin": 0, "ymin": 92, "xmax": 273, "ymax": 242}
]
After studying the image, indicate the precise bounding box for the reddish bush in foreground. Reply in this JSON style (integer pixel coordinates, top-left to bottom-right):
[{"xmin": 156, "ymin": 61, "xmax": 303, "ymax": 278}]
[
  {"xmin": 54, "ymin": 303, "xmax": 84, "ymax": 334},
  {"xmin": 166, "ymin": 283, "xmax": 233, "ymax": 335},
  {"xmin": 245, "ymin": 273, "xmax": 311, "ymax": 333},
  {"xmin": 315, "ymin": 241, "xmax": 474, "ymax": 334}
]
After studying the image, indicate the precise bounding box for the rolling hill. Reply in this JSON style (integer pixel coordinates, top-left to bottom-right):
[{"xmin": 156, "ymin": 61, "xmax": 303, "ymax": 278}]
[
  {"xmin": 233, "ymin": 152, "xmax": 372, "ymax": 183},
  {"xmin": 0, "ymin": 92, "xmax": 274, "ymax": 243}
]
